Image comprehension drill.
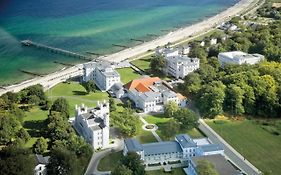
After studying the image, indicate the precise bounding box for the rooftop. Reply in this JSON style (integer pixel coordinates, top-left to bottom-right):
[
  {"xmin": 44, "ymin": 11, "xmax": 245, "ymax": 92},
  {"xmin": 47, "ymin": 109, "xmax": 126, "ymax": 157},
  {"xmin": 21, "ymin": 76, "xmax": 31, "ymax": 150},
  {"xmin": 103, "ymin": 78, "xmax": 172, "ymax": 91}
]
[
  {"xmin": 124, "ymin": 138, "xmax": 143, "ymax": 152},
  {"xmin": 143, "ymin": 141, "xmax": 182, "ymax": 156},
  {"xmin": 192, "ymin": 154, "xmax": 240, "ymax": 175},
  {"xmin": 200, "ymin": 144, "xmax": 224, "ymax": 153},
  {"xmin": 35, "ymin": 154, "xmax": 50, "ymax": 165},
  {"xmin": 176, "ymin": 134, "xmax": 197, "ymax": 148}
]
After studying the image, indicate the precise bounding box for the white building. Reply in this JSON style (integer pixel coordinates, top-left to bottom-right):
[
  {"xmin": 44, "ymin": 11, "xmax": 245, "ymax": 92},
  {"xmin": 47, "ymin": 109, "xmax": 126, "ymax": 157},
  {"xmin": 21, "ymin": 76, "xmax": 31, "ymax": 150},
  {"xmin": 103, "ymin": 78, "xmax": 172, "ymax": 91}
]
[
  {"xmin": 34, "ymin": 154, "xmax": 49, "ymax": 175},
  {"xmin": 218, "ymin": 51, "xmax": 264, "ymax": 66},
  {"xmin": 124, "ymin": 77, "xmax": 186, "ymax": 113},
  {"xmin": 165, "ymin": 55, "xmax": 200, "ymax": 79},
  {"xmin": 83, "ymin": 62, "xmax": 121, "ymax": 91},
  {"xmin": 73, "ymin": 101, "xmax": 110, "ymax": 149},
  {"xmin": 123, "ymin": 134, "xmax": 224, "ymax": 167},
  {"xmin": 156, "ymin": 47, "xmax": 180, "ymax": 58}
]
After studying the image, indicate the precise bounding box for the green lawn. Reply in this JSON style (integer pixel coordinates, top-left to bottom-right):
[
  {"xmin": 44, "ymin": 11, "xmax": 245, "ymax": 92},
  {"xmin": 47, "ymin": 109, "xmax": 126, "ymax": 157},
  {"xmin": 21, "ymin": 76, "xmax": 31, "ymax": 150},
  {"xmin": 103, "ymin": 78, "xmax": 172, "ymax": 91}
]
[
  {"xmin": 23, "ymin": 107, "xmax": 49, "ymax": 148},
  {"xmin": 116, "ymin": 67, "xmax": 141, "ymax": 84},
  {"xmin": 136, "ymin": 130, "xmax": 157, "ymax": 144},
  {"xmin": 98, "ymin": 151, "xmax": 123, "ymax": 171},
  {"xmin": 146, "ymin": 168, "xmax": 186, "ymax": 175},
  {"xmin": 130, "ymin": 56, "xmax": 152, "ymax": 72},
  {"xmin": 46, "ymin": 81, "xmax": 109, "ymax": 116},
  {"xmin": 207, "ymin": 119, "xmax": 281, "ymax": 175},
  {"xmin": 144, "ymin": 114, "xmax": 204, "ymax": 140}
]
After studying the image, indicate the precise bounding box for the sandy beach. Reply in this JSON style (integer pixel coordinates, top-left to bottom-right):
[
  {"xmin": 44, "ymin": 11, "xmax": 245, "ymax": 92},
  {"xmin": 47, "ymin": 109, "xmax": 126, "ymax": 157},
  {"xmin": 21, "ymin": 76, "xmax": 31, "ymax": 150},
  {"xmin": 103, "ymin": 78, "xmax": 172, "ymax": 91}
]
[{"xmin": 0, "ymin": 0, "xmax": 258, "ymax": 95}]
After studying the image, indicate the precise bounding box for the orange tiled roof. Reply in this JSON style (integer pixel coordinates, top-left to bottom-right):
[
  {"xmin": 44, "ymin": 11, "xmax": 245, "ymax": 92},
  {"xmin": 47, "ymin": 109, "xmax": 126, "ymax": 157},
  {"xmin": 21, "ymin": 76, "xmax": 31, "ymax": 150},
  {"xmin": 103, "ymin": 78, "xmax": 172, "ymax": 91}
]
[
  {"xmin": 177, "ymin": 93, "xmax": 186, "ymax": 100},
  {"xmin": 124, "ymin": 77, "xmax": 161, "ymax": 93}
]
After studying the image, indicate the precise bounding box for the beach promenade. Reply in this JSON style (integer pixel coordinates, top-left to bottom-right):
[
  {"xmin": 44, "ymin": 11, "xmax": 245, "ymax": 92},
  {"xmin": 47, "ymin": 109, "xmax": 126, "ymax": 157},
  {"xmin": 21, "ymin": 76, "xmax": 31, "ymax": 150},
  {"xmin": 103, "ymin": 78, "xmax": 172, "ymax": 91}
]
[{"xmin": 0, "ymin": 0, "xmax": 258, "ymax": 96}]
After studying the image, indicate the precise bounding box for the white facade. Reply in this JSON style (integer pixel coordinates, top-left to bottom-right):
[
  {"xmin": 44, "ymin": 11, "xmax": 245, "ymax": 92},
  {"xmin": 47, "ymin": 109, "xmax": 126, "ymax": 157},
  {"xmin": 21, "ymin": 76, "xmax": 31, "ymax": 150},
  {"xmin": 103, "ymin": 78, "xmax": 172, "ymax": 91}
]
[
  {"xmin": 218, "ymin": 51, "xmax": 264, "ymax": 66},
  {"xmin": 165, "ymin": 55, "xmax": 200, "ymax": 79},
  {"xmin": 34, "ymin": 154, "xmax": 49, "ymax": 175},
  {"xmin": 73, "ymin": 101, "xmax": 110, "ymax": 149},
  {"xmin": 34, "ymin": 164, "xmax": 47, "ymax": 175},
  {"xmin": 83, "ymin": 62, "xmax": 121, "ymax": 91}
]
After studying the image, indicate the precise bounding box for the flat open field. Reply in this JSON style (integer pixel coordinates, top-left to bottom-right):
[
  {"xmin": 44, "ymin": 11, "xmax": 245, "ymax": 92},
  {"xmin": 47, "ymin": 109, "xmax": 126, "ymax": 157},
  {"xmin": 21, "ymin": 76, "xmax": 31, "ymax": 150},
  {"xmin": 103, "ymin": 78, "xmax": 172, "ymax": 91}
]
[
  {"xmin": 207, "ymin": 119, "xmax": 281, "ymax": 175},
  {"xmin": 116, "ymin": 67, "xmax": 142, "ymax": 84},
  {"xmin": 146, "ymin": 168, "xmax": 186, "ymax": 175},
  {"xmin": 46, "ymin": 81, "xmax": 109, "ymax": 116}
]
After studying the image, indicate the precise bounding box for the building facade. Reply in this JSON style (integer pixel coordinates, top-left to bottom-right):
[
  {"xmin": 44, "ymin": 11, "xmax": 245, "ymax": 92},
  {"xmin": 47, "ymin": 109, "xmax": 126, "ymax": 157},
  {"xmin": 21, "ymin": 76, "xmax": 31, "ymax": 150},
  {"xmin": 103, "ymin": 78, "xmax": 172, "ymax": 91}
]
[
  {"xmin": 124, "ymin": 77, "xmax": 186, "ymax": 113},
  {"xmin": 83, "ymin": 62, "xmax": 121, "ymax": 91},
  {"xmin": 218, "ymin": 51, "xmax": 264, "ymax": 66},
  {"xmin": 123, "ymin": 134, "xmax": 224, "ymax": 166},
  {"xmin": 73, "ymin": 101, "xmax": 110, "ymax": 149},
  {"xmin": 34, "ymin": 154, "xmax": 49, "ymax": 175}
]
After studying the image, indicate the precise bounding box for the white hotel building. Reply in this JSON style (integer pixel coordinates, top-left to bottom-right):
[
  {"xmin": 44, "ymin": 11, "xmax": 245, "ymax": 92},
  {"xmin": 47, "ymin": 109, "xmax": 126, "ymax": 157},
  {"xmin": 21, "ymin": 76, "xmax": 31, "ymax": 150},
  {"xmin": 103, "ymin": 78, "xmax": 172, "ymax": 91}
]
[
  {"xmin": 218, "ymin": 51, "xmax": 264, "ymax": 66},
  {"xmin": 73, "ymin": 101, "xmax": 110, "ymax": 149},
  {"xmin": 83, "ymin": 62, "xmax": 120, "ymax": 91}
]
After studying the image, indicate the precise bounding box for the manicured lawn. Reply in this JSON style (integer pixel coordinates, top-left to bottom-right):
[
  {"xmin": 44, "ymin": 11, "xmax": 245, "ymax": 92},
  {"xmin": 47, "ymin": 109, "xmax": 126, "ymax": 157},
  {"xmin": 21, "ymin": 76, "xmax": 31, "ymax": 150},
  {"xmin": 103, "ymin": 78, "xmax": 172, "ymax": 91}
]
[
  {"xmin": 98, "ymin": 151, "xmax": 123, "ymax": 171},
  {"xmin": 136, "ymin": 130, "xmax": 157, "ymax": 144},
  {"xmin": 146, "ymin": 168, "xmax": 186, "ymax": 175},
  {"xmin": 116, "ymin": 67, "xmax": 141, "ymax": 84},
  {"xmin": 207, "ymin": 119, "xmax": 281, "ymax": 175},
  {"xmin": 130, "ymin": 56, "xmax": 151, "ymax": 72},
  {"xmin": 23, "ymin": 107, "xmax": 49, "ymax": 148},
  {"xmin": 46, "ymin": 81, "xmax": 109, "ymax": 116},
  {"xmin": 144, "ymin": 114, "xmax": 204, "ymax": 140}
]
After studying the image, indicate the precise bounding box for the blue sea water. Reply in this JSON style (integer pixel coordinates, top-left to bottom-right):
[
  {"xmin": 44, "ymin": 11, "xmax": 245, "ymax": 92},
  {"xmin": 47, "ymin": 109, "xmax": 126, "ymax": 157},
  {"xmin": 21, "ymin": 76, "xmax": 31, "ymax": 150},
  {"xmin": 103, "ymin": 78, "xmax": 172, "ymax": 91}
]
[{"xmin": 0, "ymin": 0, "xmax": 236, "ymax": 85}]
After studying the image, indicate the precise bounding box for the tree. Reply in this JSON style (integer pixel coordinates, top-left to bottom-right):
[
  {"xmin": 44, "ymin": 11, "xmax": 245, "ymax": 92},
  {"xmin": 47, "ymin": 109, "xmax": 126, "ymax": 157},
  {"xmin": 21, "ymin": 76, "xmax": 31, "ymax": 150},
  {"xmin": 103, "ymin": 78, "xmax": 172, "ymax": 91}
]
[
  {"xmin": 50, "ymin": 98, "xmax": 69, "ymax": 118},
  {"xmin": 164, "ymin": 101, "xmax": 179, "ymax": 118},
  {"xmin": 24, "ymin": 84, "xmax": 46, "ymax": 103},
  {"xmin": 198, "ymin": 81, "xmax": 226, "ymax": 118},
  {"xmin": 109, "ymin": 98, "xmax": 117, "ymax": 112},
  {"xmin": 0, "ymin": 146, "xmax": 35, "ymax": 175},
  {"xmin": 161, "ymin": 120, "xmax": 180, "ymax": 139},
  {"xmin": 174, "ymin": 108, "xmax": 199, "ymax": 130},
  {"xmin": 150, "ymin": 55, "xmax": 166, "ymax": 74},
  {"xmin": 112, "ymin": 165, "xmax": 133, "ymax": 175},
  {"xmin": 17, "ymin": 128, "xmax": 30, "ymax": 143},
  {"xmin": 196, "ymin": 160, "xmax": 219, "ymax": 175},
  {"xmin": 183, "ymin": 72, "xmax": 202, "ymax": 95},
  {"xmin": 33, "ymin": 137, "xmax": 48, "ymax": 154},
  {"xmin": 47, "ymin": 148, "xmax": 77, "ymax": 175},
  {"xmin": 0, "ymin": 113, "xmax": 22, "ymax": 145},
  {"xmin": 224, "ymin": 84, "xmax": 245, "ymax": 115},
  {"xmin": 120, "ymin": 152, "xmax": 145, "ymax": 175},
  {"xmin": 82, "ymin": 80, "xmax": 96, "ymax": 94}
]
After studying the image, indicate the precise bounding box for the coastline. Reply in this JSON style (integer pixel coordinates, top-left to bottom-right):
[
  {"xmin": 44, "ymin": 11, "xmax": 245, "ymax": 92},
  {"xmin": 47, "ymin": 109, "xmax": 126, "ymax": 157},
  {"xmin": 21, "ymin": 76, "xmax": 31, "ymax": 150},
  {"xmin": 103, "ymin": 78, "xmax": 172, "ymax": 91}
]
[{"xmin": 0, "ymin": 0, "xmax": 259, "ymax": 96}]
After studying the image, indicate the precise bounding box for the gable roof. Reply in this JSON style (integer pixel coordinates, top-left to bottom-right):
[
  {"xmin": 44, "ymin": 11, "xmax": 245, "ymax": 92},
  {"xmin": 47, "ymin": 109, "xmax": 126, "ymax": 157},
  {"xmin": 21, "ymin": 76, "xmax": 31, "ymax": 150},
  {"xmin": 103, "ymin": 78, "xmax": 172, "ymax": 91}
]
[{"xmin": 124, "ymin": 77, "xmax": 161, "ymax": 92}]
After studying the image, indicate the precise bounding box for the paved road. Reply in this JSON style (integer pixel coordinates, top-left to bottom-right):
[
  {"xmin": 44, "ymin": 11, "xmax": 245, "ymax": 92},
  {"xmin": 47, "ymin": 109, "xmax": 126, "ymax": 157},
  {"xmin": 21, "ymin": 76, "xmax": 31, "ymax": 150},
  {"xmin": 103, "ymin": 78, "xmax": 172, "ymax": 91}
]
[
  {"xmin": 84, "ymin": 139, "xmax": 123, "ymax": 175},
  {"xmin": 198, "ymin": 119, "xmax": 261, "ymax": 175}
]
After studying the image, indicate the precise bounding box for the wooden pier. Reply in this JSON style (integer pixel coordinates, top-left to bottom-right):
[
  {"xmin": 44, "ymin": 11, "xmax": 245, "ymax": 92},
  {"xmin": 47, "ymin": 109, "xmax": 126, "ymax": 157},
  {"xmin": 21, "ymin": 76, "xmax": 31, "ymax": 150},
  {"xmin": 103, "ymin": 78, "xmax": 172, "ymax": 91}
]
[
  {"xmin": 130, "ymin": 38, "xmax": 145, "ymax": 43},
  {"xmin": 21, "ymin": 40, "xmax": 92, "ymax": 61},
  {"xmin": 53, "ymin": 61, "xmax": 75, "ymax": 67},
  {"xmin": 86, "ymin": 51, "xmax": 101, "ymax": 56},
  {"xmin": 147, "ymin": 34, "xmax": 159, "ymax": 37},
  {"xmin": 112, "ymin": 44, "xmax": 129, "ymax": 49},
  {"xmin": 19, "ymin": 69, "xmax": 46, "ymax": 77}
]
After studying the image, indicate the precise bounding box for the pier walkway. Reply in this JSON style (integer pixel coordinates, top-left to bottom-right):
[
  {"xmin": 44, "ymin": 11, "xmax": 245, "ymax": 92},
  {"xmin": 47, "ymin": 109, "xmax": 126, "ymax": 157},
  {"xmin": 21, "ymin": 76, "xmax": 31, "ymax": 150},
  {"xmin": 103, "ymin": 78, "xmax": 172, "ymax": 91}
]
[{"xmin": 21, "ymin": 40, "xmax": 92, "ymax": 61}]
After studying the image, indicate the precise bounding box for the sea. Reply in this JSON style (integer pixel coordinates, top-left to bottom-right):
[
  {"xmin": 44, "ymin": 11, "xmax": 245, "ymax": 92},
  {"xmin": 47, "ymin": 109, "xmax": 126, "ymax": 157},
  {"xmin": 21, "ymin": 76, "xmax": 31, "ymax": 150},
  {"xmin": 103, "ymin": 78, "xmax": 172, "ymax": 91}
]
[{"xmin": 0, "ymin": 0, "xmax": 237, "ymax": 86}]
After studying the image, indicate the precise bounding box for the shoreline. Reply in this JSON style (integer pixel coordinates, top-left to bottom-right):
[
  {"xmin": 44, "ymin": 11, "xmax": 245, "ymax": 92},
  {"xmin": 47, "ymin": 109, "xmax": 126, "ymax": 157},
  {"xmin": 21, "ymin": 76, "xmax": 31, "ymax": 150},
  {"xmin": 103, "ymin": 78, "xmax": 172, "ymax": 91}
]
[{"xmin": 0, "ymin": 0, "xmax": 259, "ymax": 96}]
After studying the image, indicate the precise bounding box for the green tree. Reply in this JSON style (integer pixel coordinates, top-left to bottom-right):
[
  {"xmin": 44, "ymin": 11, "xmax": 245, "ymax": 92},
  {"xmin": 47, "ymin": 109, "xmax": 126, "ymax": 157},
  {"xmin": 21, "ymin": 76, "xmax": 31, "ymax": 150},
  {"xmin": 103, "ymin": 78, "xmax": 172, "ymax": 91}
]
[
  {"xmin": 82, "ymin": 80, "xmax": 96, "ymax": 94},
  {"xmin": 224, "ymin": 84, "xmax": 245, "ymax": 115},
  {"xmin": 0, "ymin": 146, "xmax": 35, "ymax": 175},
  {"xmin": 120, "ymin": 152, "xmax": 145, "ymax": 175},
  {"xmin": 183, "ymin": 72, "xmax": 202, "ymax": 95},
  {"xmin": 150, "ymin": 55, "xmax": 166, "ymax": 74},
  {"xmin": 17, "ymin": 128, "xmax": 30, "ymax": 143},
  {"xmin": 0, "ymin": 113, "xmax": 22, "ymax": 145},
  {"xmin": 174, "ymin": 108, "xmax": 199, "ymax": 130},
  {"xmin": 196, "ymin": 160, "xmax": 219, "ymax": 175},
  {"xmin": 109, "ymin": 98, "xmax": 117, "ymax": 112},
  {"xmin": 50, "ymin": 97, "xmax": 69, "ymax": 118},
  {"xmin": 164, "ymin": 101, "xmax": 179, "ymax": 118},
  {"xmin": 47, "ymin": 148, "xmax": 77, "ymax": 175},
  {"xmin": 161, "ymin": 120, "xmax": 180, "ymax": 139},
  {"xmin": 24, "ymin": 84, "xmax": 46, "ymax": 103},
  {"xmin": 33, "ymin": 137, "xmax": 48, "ymax": 154},
  {"xmin": 112, "ymin": 165, "xmax": 133, "ymax": 175}
]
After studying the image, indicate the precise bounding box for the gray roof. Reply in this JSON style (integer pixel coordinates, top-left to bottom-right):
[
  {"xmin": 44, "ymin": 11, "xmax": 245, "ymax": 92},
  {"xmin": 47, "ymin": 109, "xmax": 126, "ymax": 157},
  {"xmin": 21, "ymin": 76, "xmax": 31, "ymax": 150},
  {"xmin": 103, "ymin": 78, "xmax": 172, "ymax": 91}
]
[
  {"xmin": 176, "ymin": 134, "xmax": 197, "ymax": 148},
  {"xmin": 35, "ymin": 154, "xmax": 50, "ymax": 165},
  {"xmin": 124, "ymin": 138, "xmax": 143, "ymax": 152},
  {"xmin": 192, "ymin": 154, "xmax": 240, "ymax": 175},
  {"xmin": 162, "ymin": 90, "xmax": 177, "ymax": 98},
  {"xmin": 143, "ymin": 141, "xmax": 182, "ymax": 156},
  {"xmin": 200, "ymin": 144, "xmax": 223, "ymax": 153}
]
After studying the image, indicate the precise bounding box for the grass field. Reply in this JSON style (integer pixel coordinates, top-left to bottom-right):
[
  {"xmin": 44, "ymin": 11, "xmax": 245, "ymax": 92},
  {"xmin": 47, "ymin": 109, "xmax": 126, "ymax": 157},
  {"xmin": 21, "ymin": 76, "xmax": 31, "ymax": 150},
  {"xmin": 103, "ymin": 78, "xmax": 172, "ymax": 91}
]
[
  {"xmin": 136, "ymin": 129, "xmax": 157, "ymax": 144},
  {"xmin": 23, "ymin": 107, "xmax": 49, "ymax": 148},
  {"xmin": 46, "ymin": 81, "xmax": 109, "ymax": 116},
  {"xmin": 98, "ymin": 151, "xmax": 123, "ymax": 171},
  {"xmin": 146, "ymin": 168, "xmax": 186, "ymax": 175},
  {"xmin": 207, "ymin": 119, "xmax": 281, "ymax": 175},
  {"xmin": 130, "ymin": 56, "xmax": 151, "ymax": 72},
  {"xmin": 116, "ymin": 67, "xmax": 142, "ymax": 84},
  {"xmin": 143, "ymin": 114, "xmax": 204, "ymax": 140}
]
